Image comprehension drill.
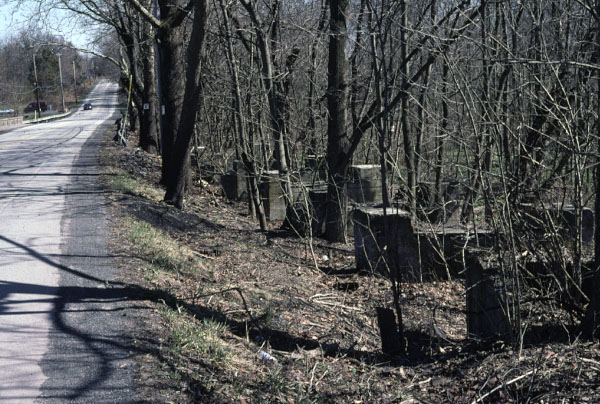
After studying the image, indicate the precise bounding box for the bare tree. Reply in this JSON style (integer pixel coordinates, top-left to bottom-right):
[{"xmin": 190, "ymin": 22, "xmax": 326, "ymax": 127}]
[{"xmin": 162, "ymin": 0, "xmax": 209, "ymax": 207}]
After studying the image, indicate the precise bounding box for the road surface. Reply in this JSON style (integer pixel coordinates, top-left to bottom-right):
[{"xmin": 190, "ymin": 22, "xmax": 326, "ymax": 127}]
[{"xmin": 0, "ymin": 81, "xmax": 137, "ymax": 403}]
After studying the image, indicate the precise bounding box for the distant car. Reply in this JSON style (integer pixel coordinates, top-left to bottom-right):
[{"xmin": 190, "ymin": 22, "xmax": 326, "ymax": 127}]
[
  {"xmin": 83, "ymin": 103, "xmax": 93, "ymax": 110},
  {"xmin": 24, "ymin": 102, "xmax": 47, "ymax": 113}
]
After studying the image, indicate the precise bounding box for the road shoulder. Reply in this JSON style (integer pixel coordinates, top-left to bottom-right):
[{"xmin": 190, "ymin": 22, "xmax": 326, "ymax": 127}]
[{"xmin": 38, "ymin": 120, "xmax": 140, "ymax": 403}]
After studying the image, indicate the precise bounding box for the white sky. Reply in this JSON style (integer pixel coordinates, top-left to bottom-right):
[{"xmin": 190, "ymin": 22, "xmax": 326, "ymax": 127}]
[
  {"xmin": 0, "ymin": 2, "xmax": 94, "ymax": 49},
  {"xmin": 0, "ymin": 3, "xmax": 28, "ymax": 37}
]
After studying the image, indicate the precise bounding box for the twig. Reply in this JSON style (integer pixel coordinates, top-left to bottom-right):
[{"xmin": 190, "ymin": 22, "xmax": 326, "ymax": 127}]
[
  {"xmin": 311, "ymin": 299, "xmax": 365, "ymax": 312},
  {"xmin": 581, "ymin": 357, "xmax": 600, "ymax": 371},
  {"xmin": 304, "ymin": 321, "xmax": 329, "ymax": 330},
  {"xmin": 308, "ymin": 361, "xmax": 319, "ymax": 393},
  {"xmin": 581, "ymin": 357, "xmax": 600, "ymax": 367},
  {"xmin": 470, "ymin": 370, "xmax": 534, "ymax": 404},
  {"xmin": 194, "ymin": 252, "xmax": 217, "ymax": 260},
  {"xmin": 404, "ymin": 377, "xmax": 433, "ymax": 390},
  {"xmin": 431, "ymin": 305, "xmax": 459, "ymax": 346},
  {"xmin": 192, "ymin": 287, "xmax": 261, "ymax": 331},
  {"xmin": 309, "ymin": 293, "xmax": 338, "ymax": 300}
]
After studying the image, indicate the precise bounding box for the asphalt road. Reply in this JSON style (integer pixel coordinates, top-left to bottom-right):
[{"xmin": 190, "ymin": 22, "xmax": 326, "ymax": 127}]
[{"xmin": 0, "ymin": 81, "xmax": 137, "ymax": 403}]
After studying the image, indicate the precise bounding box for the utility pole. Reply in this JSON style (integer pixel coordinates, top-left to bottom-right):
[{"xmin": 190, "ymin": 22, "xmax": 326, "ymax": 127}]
[
  {"xmin": 32, "ymin": 54, "xmax": 42, "ymax": 116},
  {"xmin": 58, "ymin": 53, "xmax": 66, "ymax": 113},
  {"xmin": 72, "ymin": 60, "xmax": 78, "ymax": 103}
]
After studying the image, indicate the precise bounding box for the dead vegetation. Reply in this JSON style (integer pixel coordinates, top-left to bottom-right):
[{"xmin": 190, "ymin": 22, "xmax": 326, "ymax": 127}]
[{"xmin": 99, "ymin": 130, "xmax": 600, "ymax": 403}]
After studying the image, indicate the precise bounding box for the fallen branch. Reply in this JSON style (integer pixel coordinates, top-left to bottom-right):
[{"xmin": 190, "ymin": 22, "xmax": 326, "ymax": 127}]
[
  {"xmin": 309, "ymin": 293, "xmax": 339, "ymax": 300},
  {"xmin": 470, "ymin": 370, "xmax": 534, "ymax": 404},
  {"xmin": 311, "ymin": 299, "xmax": 365, "ymax": 313},
  {"xmin": 194, "ymin": 251, "xmax": 217, "ymax": 260},
  {"xmin": 581, "ymin": 357, "xmax": 600, "ymax": 367},
  {"xmin": 191, "ymin": 287, "xmax": 261, "ymax": 331},
  {"xmin": 403, "ymin": 377, "xmax": 433, "ymax": 390}
]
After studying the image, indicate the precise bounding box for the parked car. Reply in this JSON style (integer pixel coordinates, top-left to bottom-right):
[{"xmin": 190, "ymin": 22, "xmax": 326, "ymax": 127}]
[
  {"xmin": 24, "ymin": 102, "xmax": 47, "ymax": 113},
  {"xmin": 83, "ymin": 103, "xmax": 93, "ymax": 110}
]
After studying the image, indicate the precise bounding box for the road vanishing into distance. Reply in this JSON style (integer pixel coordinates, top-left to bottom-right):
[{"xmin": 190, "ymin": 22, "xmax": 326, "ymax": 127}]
[{"xmin": 0, "ymin": 81, "xmax": 137, "ymax": 403}]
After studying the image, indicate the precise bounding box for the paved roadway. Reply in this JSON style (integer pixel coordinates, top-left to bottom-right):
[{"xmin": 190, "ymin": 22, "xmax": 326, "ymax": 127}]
[{"xmin": 0, "ymin": 81, "xmax": 137, "ymax": 403}]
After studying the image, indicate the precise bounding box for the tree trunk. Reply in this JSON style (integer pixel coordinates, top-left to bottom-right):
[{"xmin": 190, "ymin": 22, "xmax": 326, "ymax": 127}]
[
  {"xmin": 116, "ymin": 4, "xmax": 145, "ymax": 140},
  {"xmin": 399, "ymin": 0, "xmax": 416, "ymax": 215},
  {"xmin": 325, "ymin": 0, "xmax": 350, "ymax": 242},
  {"xmin": 583, "ymin": 0, "xmax": 600, "ymax": 339},
  {"xmin": 306, "ymin": 0, "xmax": 328, "ymax": 155},
  {"xmin": 433, "ymin": 61, "xmax": 449, "ymax": 217},
  {"xmin": 139, "ymin": 18, "xmax": 159, "ymax": 154},
  {"xmin": 583, "ymin": 133, "xmax": 600, "ymax": 338},
  {"xmin": 220, "ymin": 0, "xmax": 267, "ymax": 228},
  {"xmin": 157, "ymin": 0, "xmax": 188, "ymax": 185},
  {"xmin": 367, "ymin": 4, "xmax": 389, "ymax": 209},
  {"xmin": 239, "ymin": 0, "xmax": 293, "ymax": 211},
  {"xmin": 164, "ymin": 0, "xmax": 208, "ymax": 207},
  {"xmin": 129, "ymin": 91, "xmax": 140, "ymax": 132}
]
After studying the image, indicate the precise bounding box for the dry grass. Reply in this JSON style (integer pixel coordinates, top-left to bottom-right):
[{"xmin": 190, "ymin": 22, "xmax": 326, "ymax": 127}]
[
  {"xmin": 125, "ymin": 218, "xmax": 201, "ymax": 275},
  {"xmin": 108, "ymin": 168, "xmax": 164, "ymax": 201},
  {"xmin": 99, "ymin": 129, "xmax": 600, "ymax": 404}
]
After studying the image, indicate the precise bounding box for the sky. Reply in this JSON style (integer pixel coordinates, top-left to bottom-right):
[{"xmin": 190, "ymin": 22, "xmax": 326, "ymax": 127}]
[
  {"xmin": 0, "ymin": 1, "xmax": 93, "ymax": 49},
  {"xmin": 0, "ymin": 3, "xmax": 28, "ymax": 38}
]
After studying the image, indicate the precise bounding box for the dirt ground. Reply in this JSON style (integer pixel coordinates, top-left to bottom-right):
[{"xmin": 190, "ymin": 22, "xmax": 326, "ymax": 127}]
[{"xmin": 99, "ymin": 130, "xmax": 600, "ymax": 403}]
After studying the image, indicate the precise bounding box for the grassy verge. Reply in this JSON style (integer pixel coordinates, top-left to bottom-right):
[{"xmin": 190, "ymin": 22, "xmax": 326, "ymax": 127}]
[
  {"xmin": 160, "ymin": 306, "xmax": 230, "ymax": 363},
  {"xmin": 108, "ymin": 169, "xmax": 164, "ymax": 201},
  {"xmin": 125, "ymin": 218, "xmax": 201, "ymax": 275}
]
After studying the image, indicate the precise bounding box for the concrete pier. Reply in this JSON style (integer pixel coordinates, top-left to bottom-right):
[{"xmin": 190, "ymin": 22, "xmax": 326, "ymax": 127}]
[{"xmin": 347, "ymin": 165, "xmax": 382, "ymax": 204}]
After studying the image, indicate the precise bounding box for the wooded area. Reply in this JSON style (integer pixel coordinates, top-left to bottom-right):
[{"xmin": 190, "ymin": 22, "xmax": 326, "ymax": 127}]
[
  {"xmin": 6, "ymin": 0, "xmax": 600, "ymax": 356},
  {"xmin": 0, "ymin": 31, "xmax": 99, "ymax": 115}
]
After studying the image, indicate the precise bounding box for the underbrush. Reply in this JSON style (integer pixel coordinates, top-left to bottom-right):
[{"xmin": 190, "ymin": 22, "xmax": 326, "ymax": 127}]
[{"xmin": 99, "ymin": 131, "xmax": 600, "ymax": 403}]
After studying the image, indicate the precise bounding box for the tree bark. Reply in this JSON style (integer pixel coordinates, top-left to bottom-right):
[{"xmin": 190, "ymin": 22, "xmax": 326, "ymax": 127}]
[
  {"xmin": 239, "ymin": 0, "xmax": 294, "ymax": 211},
  {"xmin": 164, "ymin": 0, "xmax": 209, "ymax": 207},
  {"xmin": 220, "ymin": 0, "xmax": 267, "ymax": 229},
  {"xmin": 583, "ymin": 0, "xmax": 600, "ymax": 340},
  {"xmin": 399, "ymin": 0, "xmax": 416, "ymax": 215},
  {"xmin": 156, "ymin": 0, "xmax": 188, "ymax": 185},
  {"xmin": 325, "ymin": 0, "xmax": 350, "ymax": 242},
  {"xmin": 139, "ymin": 10, "xmax": 159, "ymax": 154}
]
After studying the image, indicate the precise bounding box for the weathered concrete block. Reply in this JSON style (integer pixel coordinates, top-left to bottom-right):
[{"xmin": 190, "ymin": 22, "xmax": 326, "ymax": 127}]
[
  {"xmin": 376, "ymin": 307, "xmax": 402, "ymax": 354},
  {"xmin": 347, "ymin": 165, "xmax": 383, "ymax": 204},
  {"xmin": 555, "ymin": 205, "xmax": 594, "ymax": 244},
  {"xmin": 305, "ymin": 155, "xmax": 326, "ymax": 180},
  {"xmin": 286, "ymin": 189, "xmax": 328, "ymax": 236},
  {"xmin": 297, "ymin": 169, "xmax": 326, "ymax": 187},
  {"xmin": 259, "ymin": 171, "xmax": 286, "ymax": 221},
  {"xmin": 288, "ymin": 171, "xmax": 327, "ymax": 202},
  {"xmin": 520, "ymin": 203, "xmax": 595, "ymax": 244},
  {"xmin": 221, "ymin": 170, "xmax": 248, "ymax": 201},
  {"xmin": 305, "ymin": 155, "xmax": 322, "ymax": 170},
  {"xmin": 353, "ymin": 207, "xmax": 418, "ymax": 277},
  {"xmin": 189, "ymin": 146, "xmax": 205, "ymax": 171},
  {"xmin": 232, "ymin": 159, "xmax": 247, "ymax": 173},
  {"xmin": 436, "ymin": 181, "xmax": 462, "ymax": 221},
  {"xmin": 465, "ymin": 257, "xmax": 510, "ymax": 341}
]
